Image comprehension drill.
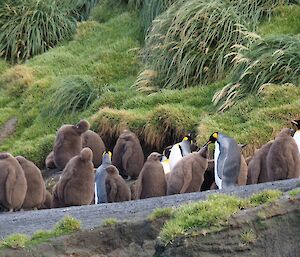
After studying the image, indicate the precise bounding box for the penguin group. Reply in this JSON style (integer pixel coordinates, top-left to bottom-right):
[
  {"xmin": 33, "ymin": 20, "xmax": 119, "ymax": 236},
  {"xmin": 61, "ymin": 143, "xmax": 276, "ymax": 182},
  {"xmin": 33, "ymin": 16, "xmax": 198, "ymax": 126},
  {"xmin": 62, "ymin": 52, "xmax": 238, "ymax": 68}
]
[{"xmin": 1, "ymin": 118, "xmax": 300, "ymax": 212}]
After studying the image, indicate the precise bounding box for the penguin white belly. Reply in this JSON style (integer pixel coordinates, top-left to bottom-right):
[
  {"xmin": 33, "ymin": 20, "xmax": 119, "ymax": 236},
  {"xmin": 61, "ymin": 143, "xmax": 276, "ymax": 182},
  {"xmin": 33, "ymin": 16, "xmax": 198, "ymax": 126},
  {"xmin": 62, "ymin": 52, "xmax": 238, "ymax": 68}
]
[
  {"xmin": 94, "ymin": 183, "xmax": 98, "ymax": 204},
  {"xmin": 169, "ymin": 144, "xmax": 183, "ymax": 170},
  {"xmin": 161, "ymin": 159, "xmax": 171, "ymax": 174},
  {"xmin": 214, "ymin": 142, "xmax": 222, "ymax": 189},
  {"xmin": 293, "ymin": 131, "xmax": 300, "ymax": 155}
]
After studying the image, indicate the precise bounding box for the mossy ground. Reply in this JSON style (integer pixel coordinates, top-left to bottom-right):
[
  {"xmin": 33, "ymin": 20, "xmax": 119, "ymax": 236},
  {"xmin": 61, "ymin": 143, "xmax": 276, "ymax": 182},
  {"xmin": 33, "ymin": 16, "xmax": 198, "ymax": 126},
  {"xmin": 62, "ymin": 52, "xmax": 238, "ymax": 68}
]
[{"xmin": 0, "ymin": 3, "xmax": 299, "ymax": 167}]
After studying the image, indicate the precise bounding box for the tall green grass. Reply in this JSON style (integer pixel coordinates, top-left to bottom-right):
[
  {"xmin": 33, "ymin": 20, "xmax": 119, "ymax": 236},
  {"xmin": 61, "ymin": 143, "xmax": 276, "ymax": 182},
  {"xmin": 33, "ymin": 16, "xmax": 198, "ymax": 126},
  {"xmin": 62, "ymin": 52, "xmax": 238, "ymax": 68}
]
[
  {"xmin": 0, "ymin": 0, "xmax": 77, "ymax": 63},
  {"xmin": 136, "ymin": 0, "xmax": 291, "ymax": 91},
  {"xmin": 213, "ymin": 35, "xmax": 300, "ymax": 111}
]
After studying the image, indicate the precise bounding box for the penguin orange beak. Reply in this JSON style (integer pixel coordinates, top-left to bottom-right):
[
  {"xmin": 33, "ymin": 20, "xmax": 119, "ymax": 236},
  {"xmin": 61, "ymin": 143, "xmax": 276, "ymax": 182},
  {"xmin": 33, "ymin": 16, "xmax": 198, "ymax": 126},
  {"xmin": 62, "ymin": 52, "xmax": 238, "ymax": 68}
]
[
  {"xmin": 202, "ymin": 141, "xmax": 211, "ymax": 148},
  {"xmin": 291, "ymin": 120, "xmax": 298, "ymax": 125}
]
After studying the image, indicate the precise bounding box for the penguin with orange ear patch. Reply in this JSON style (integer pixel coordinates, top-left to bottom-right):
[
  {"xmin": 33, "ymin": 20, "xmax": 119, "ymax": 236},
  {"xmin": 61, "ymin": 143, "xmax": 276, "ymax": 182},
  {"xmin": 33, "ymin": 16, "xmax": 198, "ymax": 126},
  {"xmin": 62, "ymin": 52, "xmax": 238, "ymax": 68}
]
[
  {"xmin": 205, "ymin": 132, "xmax": 241, "ymax": 189},
  {"xmin": 52, "ymin": 147, "xmax": 95, "ymax": 207},
  {"xmin": 0, "ymin": 153, "xmax": 27, "ymax": 212},
  {"xmin": 95, "ymin": 151, "xmax": 112, "ymax": 204},
  {"xmin": 53, "ymin": 119, "xmax": 90, "ymax": 170},
  {"xmin": 16, "ymin": 156, "xmax": 46, "ymax": 210}
]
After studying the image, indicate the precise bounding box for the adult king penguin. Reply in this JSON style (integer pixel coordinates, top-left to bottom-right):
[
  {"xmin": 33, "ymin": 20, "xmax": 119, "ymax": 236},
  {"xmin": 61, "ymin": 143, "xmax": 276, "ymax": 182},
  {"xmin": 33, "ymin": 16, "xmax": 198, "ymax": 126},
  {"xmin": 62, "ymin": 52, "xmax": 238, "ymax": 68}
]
[
  {"xmin": 291, "ymin": 119, "xmax": 300, "ymax": 154},
  {"xmin": 94, "ymin": 151, "xmax": 112, "ymax": 204},
  {"xmin": 204, "ymin": 132, "xmax": 241, "ymax": 189},
  {"xmin": 169, "ymin": 134, "xmax": 192, "ymax": 171}
]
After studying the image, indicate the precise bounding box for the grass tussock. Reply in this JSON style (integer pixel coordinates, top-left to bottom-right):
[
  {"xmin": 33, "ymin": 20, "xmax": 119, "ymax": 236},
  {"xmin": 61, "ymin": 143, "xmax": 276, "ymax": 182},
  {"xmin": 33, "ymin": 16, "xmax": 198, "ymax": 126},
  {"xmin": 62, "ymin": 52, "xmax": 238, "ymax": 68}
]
[
  {"xmin": 102, "ymin": 218, "xmax": 118, "ymax": 226},
  {"xmin": 148, "ymin": 207, "xmax": 173, "ymax": 221},
  {"xmin": 0, "ymin": 233, "xmax": 30, "ymax": 249},
  {"xmin": 288, "ymin": 188, "xmax": 300, "ymax": 197},
  {"xmin": 249, "ymin": 189, "xmax": 283, "ymax": 206},
  {"xmin": 159, "ymin": 194, "xmax": 248, "ymax": 245},
  {"xmin": 213, "ymin": 35, "xmax": 300, "ymax": 111},
  {"xmin": 160, "ymin": 190, "xmax": 284, "ymax": 245},
  {"xmin": 197, "ymin": 84, "xmax": 300, "ymax": 156},
  {"xmin": 0, "ymin": 0, "xmax": 77, "ymax": 63},
  {"xmin": 240, "ymin": 229, "xmax": 257, "ymax": 244},
  {"xmin": 0, "ymin": 215, "xmax": 81, "ymax": 249}
]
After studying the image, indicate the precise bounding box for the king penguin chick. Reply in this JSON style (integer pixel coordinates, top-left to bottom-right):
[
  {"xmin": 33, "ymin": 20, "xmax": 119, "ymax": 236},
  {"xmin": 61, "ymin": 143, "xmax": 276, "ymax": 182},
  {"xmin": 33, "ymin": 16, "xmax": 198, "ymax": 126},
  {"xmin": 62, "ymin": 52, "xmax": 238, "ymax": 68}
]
[
  {"xmin": 291, "ymin": 119, "xmax": 300, "ymax": 155},
  {"xmin": 112, "ymin": 130, "xmax": 144, "ymax": 180},
  {"xmin": 0, "ymin": 153, "xmax": 27, "ymax": 212},
  {"xmin": 16, "ymin": 156, "xmax": 46, "ymax": 210},
  {"xmin": 167, "ymin": 145, "xmax": 208, "ymax": 195},
  {"xmin": 95, "ymin": 151, "xmax": 112, "ymax": 204},
  {"xmin": 247, "ymin": 141, "xmax": 274, "ymax": 184},
  {"xmin": 136, "ymin": 152, "xmax": 167, "ymax": 199},
  {"xmin": 169, "ymin": 134, "xmax": 193, "ymax": 171},
  {"xmin": 105, "ymin": 165, "xmax": 131, "ymax": 203},
  {"xmin": 266, "ymin": 128, "xmax": 300, "ymax": 181},
  {"xmin": 205, "ymin": 132, "xmax": 241, "ymax": 189}
]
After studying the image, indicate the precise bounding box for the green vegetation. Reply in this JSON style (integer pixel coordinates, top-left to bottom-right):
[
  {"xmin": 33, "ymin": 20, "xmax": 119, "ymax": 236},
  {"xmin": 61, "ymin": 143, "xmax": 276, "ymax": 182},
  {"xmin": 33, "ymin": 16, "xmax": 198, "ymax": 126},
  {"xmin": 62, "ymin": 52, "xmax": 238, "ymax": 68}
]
[
  {"xmin": 240, "ymin": 229, "xmax": 257, "ymax": 244},
  {"xmin": 102, "ymin": 218, "xmax": 118, "ymax": 226},
  {"xmin": 0, "ymin": 0, "xmax": 77, "ymax": 63},
  {"xmin": 288, "ymin": 188, "xmax": 300, "ymax": 197},
  {"xmin": 0, "ymin": 233, "xmax": 30, "ymax": 249},
  {"xmin": 148, "ymin": 207, "xmax": 173, "ymax": 221},
  {"xmin": 214, "ymin": 35, "xmax": 300, "ymax": 111},
  {"xmin": 0, "ymin": 215, "xmax": 81, "ymax": 249},
  {"xmin": 159, "ymin": 190, "xmax": 284, "ymax": 245},
  {"xmin": 0, "ymin": 0, "xmax": 299, "ymax": 167},
  {"xmin": 249, "ymin": 189, "xmax": 283, "ymax": 206}
]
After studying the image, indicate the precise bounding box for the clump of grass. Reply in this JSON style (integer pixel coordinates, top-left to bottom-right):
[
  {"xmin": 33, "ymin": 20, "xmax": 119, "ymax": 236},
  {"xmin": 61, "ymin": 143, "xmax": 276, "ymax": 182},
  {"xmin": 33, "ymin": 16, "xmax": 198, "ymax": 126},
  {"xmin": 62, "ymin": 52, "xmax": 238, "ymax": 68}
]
[
  {"xmin": 0, "ymin": 65, "xmax": 34, "ymax": 98},
  {"xmin": 240, "ymin": 229, "xmax": 257, "ymax": 244},
  {"xmin": 0, "ymin": 233, "xmax": 30, "ymax": 249},
  {"xmin": 249, "ymin": 189, "xmax": 283, "ymax": 206},
  {"xmin": 159, "ymin": 194, "xmax": 248, "ymax": 245},
  {"xmin": 30, "ymin": 230, "xmax": 56, "ymax": 245},
  {"xmin": 288, "ymin": 188, "xmax": 300, "ymax": 197},
  {"xmin": 54, "ymin": 215, "xmax": 81, "ymax": 234},
  {"xmin": 138, "ymin": 0, "xmax": 249, "ymax": 90},
  {"xmin": 213, "ymin": 35, "xmax": 300, "ymax": 111},
  {"xmin": 0, "ymin": 0, "xmax": 77, "ymax": 63},
  {"xmin": 259, "ymin": 5, "xmax": 300, "ymax": 36},
  {"xmin": 102, "ymin": 218, "xmax": 118, "ymax": 226},
  {"xmin": 42, "ymin": 75, "xmax": 100, "ymax": 118},
  {"xmin": 148, "ymin": 207, "xmax": 173, "ymax": 221}
]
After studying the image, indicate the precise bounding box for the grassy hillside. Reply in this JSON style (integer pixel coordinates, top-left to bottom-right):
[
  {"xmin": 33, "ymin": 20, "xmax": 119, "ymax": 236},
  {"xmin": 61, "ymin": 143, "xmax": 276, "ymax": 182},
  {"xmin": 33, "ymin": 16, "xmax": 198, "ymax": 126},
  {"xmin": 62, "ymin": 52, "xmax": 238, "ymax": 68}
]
[{"xmin": 0, "ymin": 0, "xmax": 299, "ymax": 168}]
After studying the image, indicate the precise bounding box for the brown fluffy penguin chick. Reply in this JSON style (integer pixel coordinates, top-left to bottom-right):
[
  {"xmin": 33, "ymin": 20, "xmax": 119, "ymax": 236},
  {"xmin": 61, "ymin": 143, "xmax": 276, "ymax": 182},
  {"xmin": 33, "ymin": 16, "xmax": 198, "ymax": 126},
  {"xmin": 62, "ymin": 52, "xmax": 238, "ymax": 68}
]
[
  {"xmin": 112, "ymin": 130, "xmax": 144, "ymax": 179},
  {"xmin": 105, "ymin": 165, "xmax": 131, "ymax": 203},
  {"xmin": 0, "ymin": 153, "xmax": 27, "ymax": 211},
  {"xmin": 52, "ymin": 147, "xmax": 95, "ymax": 208},
  {"xmin": 40, "ymin": 190, "xmax": 52, "ymax": 209},
  {"xmin": 53, "ymin": 120, "xmax": 90, "ymax": 170},
  {"xmin": 267, "ymin": 128, "xmax": 300, "ymax": 181},
  {"xmin": 167, "ymin": 145, "xmax": 208, "ymax": 195},
  {"xmin": 81, "ymin": 130, "xmax": 105, "ymax": 168},
  {"xmin": 237, "ymin": 154, "xmax": 248, "ymax": 186},
  {"xmin": 247, "ymin": 141, "xmax": 274, "ymax": 185},
  {"xmin": 136, "ymin": 152, "xmax": 167, "ymax": 199},
  {"xmin": 16, "ymin": 156, "xmax": 46, "ymax": 210},
  {"xmin": 45, "ymin": 151, "xmax": 56, "ymax": 169},
  {"xmin": 130, "ymin": 180, "xmax": 137, "ymax": 200}
]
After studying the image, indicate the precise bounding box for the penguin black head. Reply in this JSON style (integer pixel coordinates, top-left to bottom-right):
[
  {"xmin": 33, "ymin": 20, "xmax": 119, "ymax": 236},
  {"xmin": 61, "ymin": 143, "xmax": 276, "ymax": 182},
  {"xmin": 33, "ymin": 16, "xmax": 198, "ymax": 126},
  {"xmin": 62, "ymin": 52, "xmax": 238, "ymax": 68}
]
[
  {"xmin": 203, "ymin": 132, "xmax": 218, "ymax": 147},
  {"xmin": 163, "ymin": 145, "xmax": 172, "ymax": 159},
  {"xmin": 291, "ymin": 119, "xmax": 300, "ymax": 130}
]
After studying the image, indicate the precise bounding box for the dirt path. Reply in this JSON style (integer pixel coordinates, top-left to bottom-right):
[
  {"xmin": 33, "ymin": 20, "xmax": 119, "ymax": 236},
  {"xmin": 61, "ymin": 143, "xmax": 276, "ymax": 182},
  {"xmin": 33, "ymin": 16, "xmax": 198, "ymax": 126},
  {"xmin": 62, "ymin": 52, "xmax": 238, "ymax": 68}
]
[
  {"xmin": 0, "ymin": 118, "xmax": 17, "ymax": 144},
  {"xmin": 0, "ymin": 178, "xmax": 299, "ymax": 239}
]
